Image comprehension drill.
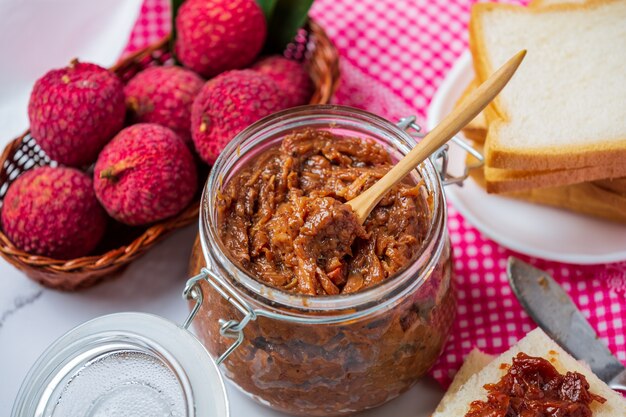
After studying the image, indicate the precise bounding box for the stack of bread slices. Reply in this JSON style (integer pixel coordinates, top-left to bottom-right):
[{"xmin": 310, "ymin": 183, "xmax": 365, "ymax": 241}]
[
  {"xmin": 460, "ymin": 0, "xmax": 626, "ymax": 223},
  {"xmin": 433, "ymin": 328, "xmax": 626, "ymax": 416}
]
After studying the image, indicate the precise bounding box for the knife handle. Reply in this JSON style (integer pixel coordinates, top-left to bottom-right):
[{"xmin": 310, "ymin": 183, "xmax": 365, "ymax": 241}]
[{"xmin": 608, "ymin": 368, "xmax": 626, "ymax": 392}]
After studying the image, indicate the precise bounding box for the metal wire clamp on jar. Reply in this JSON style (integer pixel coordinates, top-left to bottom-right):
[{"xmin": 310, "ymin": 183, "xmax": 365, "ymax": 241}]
[{"xmin": 184, "ymin": 105, "xmax": 483, "ymax": 416}]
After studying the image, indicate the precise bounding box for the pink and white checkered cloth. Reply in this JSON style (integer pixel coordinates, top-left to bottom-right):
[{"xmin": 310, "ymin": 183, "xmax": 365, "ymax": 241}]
[{"xmin": 124, "ymin": 0, "xmax": 626, "ymax": 387}]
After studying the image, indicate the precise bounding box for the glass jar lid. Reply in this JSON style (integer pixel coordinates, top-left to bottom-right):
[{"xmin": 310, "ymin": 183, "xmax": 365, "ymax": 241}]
[{"xmin": 12, "ymin": 312, "xmax": 229, "ymax": 417}]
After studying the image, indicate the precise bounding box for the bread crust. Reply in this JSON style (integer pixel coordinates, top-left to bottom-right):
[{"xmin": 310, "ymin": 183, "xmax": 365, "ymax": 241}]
[{"xmin": 433, "ymin": 349, "xmax": 494, "ymax": 416}]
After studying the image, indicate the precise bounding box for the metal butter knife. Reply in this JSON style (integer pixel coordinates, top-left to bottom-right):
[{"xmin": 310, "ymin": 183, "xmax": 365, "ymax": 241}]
[{"xmin": 507, "ymin": 257, "xmax": 626, "ymax": 392}]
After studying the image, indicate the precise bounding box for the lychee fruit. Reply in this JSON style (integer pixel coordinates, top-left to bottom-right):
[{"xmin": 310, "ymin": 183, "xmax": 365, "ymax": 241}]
[
  {"xmin": 1, "ymin": 167, "xmax": 107, "ymax": 259},
  {"xmin": 94, "ymin": 124, "xmax": 198, "ymax": 226},
  {"xmin": 191, "ymin": 70, "xmax": 286, "ymax": 164},
  {"xmin": 124, "ymin": 66, "xmax": 204, "ymax": 145},
  {"xmin": 28, "ymin": 60, "xmax": 125, "ymax": 167},
  {"xmin": 252, "ymin": 55, "xmax": 314, "ymax": 107},
  {"xmin": 175, "ymin": 0, "xmax": 267, "ymax": 78}
]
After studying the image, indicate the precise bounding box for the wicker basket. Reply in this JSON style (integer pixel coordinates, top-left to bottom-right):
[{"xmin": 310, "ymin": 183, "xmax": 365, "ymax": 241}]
[{"xmin": 0, "ymin": 20, "xmax": 340, "ymax": 291}]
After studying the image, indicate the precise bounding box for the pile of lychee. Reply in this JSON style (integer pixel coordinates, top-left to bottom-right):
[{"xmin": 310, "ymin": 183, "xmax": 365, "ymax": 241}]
[{"xmin": 1, "ymin": 0, "xmax": 313, "ymax": 260}]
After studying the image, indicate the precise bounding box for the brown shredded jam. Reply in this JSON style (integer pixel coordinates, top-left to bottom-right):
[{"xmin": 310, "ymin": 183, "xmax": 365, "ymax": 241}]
[
  {"xmin": 216, "ymin": 129, "xmax": 431, "ymax": 295},
  {"xmin": 465, "ymin": 353, "xmax": 606, "ymax": 417}
]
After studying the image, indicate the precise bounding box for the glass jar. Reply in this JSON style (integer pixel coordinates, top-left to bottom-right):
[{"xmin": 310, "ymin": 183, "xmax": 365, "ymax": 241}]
[{"xmin": 186, "ymin": 105, "xmax": 456, "ymax": 416}]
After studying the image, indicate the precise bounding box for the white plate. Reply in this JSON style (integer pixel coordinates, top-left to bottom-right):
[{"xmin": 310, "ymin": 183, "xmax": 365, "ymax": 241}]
[{"xmin": 427, "ymin": 51, "xmax": 626, "ymax": 265}]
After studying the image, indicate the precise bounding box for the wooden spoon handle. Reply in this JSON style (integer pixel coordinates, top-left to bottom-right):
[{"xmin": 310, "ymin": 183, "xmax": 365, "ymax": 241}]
[{"xmin": 347, "ymin": 50, "xmax": 526, "ymax": 224}]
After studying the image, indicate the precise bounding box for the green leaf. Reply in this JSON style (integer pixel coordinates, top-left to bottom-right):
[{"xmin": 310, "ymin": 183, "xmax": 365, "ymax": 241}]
[
  {"xmin": 170, "ymin": 0, "xmax": 186, "ymax": 59},
  {"xmin": 256, "ymin": 0, "xmax": 279, "ymax": 21},
  {"xmin": 263, "ymin": 0, "xmax": 315, "ymax": 53}
]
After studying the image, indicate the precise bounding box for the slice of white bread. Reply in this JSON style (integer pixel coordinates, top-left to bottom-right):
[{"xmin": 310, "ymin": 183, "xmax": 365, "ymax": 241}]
[
  {"xmin": 455, "ymin": 0, "xmax": 626, "ymax": 213},
  {"xmin": 456, "ymin": 85, "xmax": 626, "ymax": 196},
  {"xmin": 470, "ymin": 0, "xmax": 626, "ymax": 171},
  {"xmin": 515, "ymin": 182, "xmax": 626, "ymax": 224},
  {"xmin": 484, "ymin": 163, "xmax": 626, "ymax": 193},
  {"xmin": 432, "ymin": 328, "xmax": 626, "ymax": 417},
  {"xmin": 459, "ymin": 94, "xmax": 626, "ymax": 194},
  {"xmin": 467, "ymin": 145, "xmax": 626, "ymax": 223},
  {"xmin": 460, "ymin": 0, "xmax": 589, "ymax": 144},
  {"xmin": 479, "ymin": 170, "xmax": 626, "ymax": 224}
]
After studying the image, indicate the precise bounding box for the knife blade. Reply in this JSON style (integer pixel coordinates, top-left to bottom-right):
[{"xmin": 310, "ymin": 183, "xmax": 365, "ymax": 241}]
[{"xmin": 507, "ymin": 256, "xmax": 626, "ymax": 391}]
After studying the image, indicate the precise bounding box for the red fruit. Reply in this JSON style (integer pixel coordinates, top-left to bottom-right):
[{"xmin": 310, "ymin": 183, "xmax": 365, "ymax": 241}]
[
  {"xmin": 94, "ymin": 124, "xmax": 197, "ymax": 226},
  {"xmin": 175, "ymin": 0, "xmax": 267, "ymax": 78},
  {"xmin": 191, "ymin": 70, "xmax": 286, "ymax": 164},
  {"xmin": 1, "ymin": 167, "xmax": 107, "ymax": 259},
  {"xmin": 28, "ymin": 60, "xmax": 125, "ymax": 167},
  {"xmin": 124, "ymin": 66, "xmax": 204, "ymax": 145},
  {"xmin": 252, "ymin": 55, "xmax": 314, "ymax": 107}
]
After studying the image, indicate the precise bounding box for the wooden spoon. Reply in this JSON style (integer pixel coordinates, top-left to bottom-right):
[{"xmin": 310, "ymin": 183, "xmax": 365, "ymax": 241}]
[{"xmin": 347, "ymin": 50, "xmax": 527, "ymax": 224}]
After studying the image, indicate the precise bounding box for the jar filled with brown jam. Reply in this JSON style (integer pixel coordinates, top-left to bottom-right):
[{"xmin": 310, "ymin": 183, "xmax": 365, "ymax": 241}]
[{"xmin": 187, "ymin": 105, "xmax": 456, "ymax": 416}]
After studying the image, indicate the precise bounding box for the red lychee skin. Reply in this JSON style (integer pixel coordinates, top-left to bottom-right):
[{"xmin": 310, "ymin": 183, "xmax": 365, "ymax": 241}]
[
  {"xmin": 1, "ymin": 167, "xmax": 107, "ymax": 259},
  {"xmin": 175, "ymin": 0, "xmax": 267, "ymax": 78},
  {"xmin": 124, "ymin": 66, "xmax": 204, "ymax": 145},
  {"xmin": 252, "ymin": 56, "xmax": 314, "ymax": 107},
  {"xmin": 28, "ymin": 61, "xmax": 125, "ymax": 167},
  {"xmin": 94, "ymin": 124, "xmax": 198, "ymax": 226},
  {"xmin": 191, "ymin": 70, "xmax": 286, "ymax": 165}
]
